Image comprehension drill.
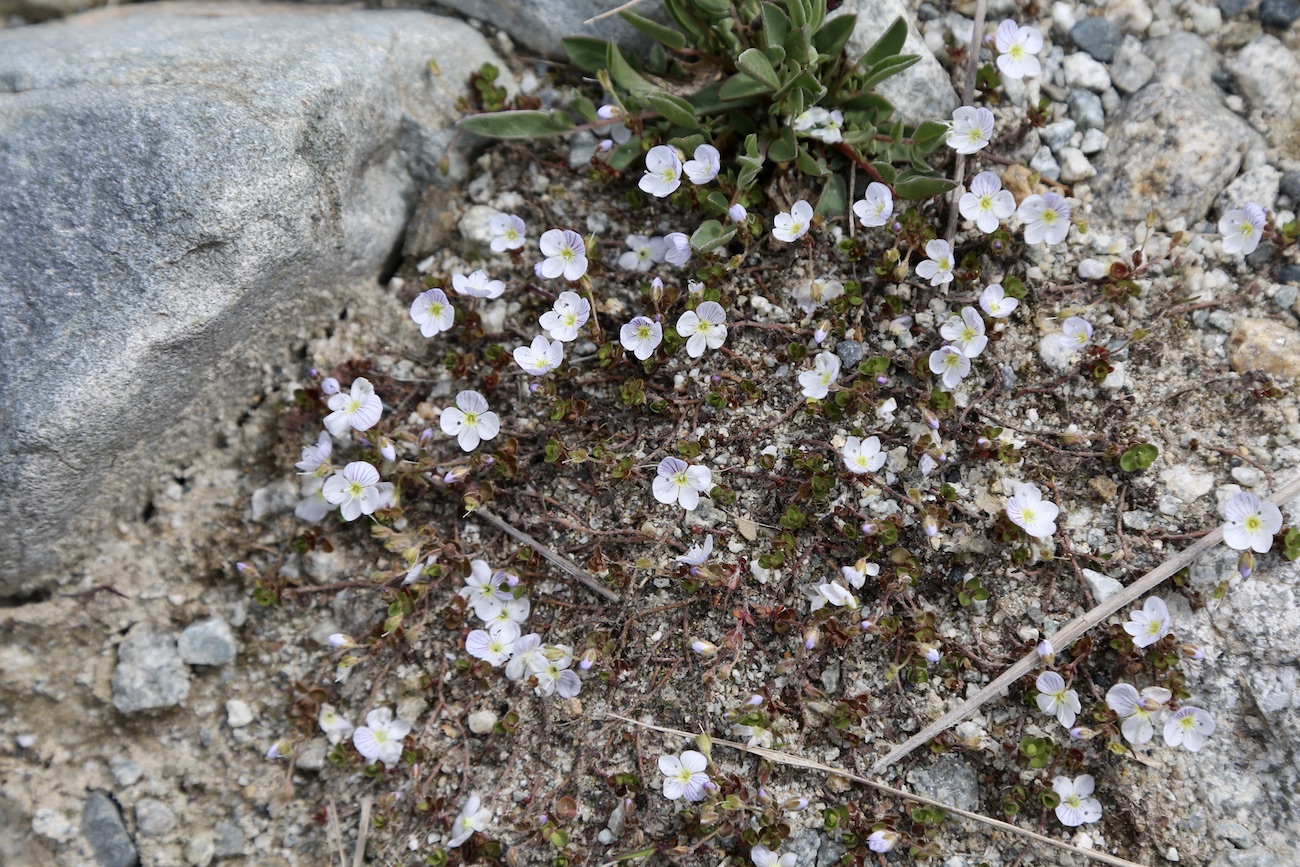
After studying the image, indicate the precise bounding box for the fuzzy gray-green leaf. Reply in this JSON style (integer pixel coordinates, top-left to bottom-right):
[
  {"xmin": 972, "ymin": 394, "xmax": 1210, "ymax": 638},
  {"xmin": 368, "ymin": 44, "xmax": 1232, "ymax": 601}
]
[{"xmin": 458, "ymin": 110, "xmax": 574, "ymax": 139}]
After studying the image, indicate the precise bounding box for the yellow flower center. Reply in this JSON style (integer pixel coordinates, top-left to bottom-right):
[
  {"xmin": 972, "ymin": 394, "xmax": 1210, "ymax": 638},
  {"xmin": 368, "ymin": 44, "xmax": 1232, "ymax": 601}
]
[
  {"xmin": 636, "ymin": 325, "xmax": 652, "ymax": 340},
  {"xmin": 463, "ymin": 411, "xmax": 479, "ymax": 427},
  {"xmin": 1042, "ymin": 210, "xmax": 1058, "ymax": 225},
  {"xmin": 1009, "ymin": 44, "xmax": 1024, "ymax": 61},
  {"xmin": 429, "ymin": 302, "xmax": 444, "ymax": 317},
  {"xmin": 1245, "ymin": 515, "xmax": 1262, "ymax": 532},
  {"xmin": 562, "ymin": 312, "xmax": 577, "ymax": 327},
  {"xmin": 346, "ymin": 480, "xmax": 365, "ymax": 497},
  {"xmin": 979, "ymin": 194, "xmax": 994, "ymax": 210},
  {"xmin": 1020, "ymin": 505, "xmax": 1038, "ymax": 524}
]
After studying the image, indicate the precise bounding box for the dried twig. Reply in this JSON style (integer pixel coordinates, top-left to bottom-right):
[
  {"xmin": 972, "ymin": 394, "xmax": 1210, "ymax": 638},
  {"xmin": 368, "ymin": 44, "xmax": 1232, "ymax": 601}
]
[
  {"xmin": 473, "ymin": 508, "xmax": 621, "ymax": 603},
  {"xmin": 326, "ymin": 800, "xmax": 348, "ymax": 867},
  {"xmin": 586, "ymin": 0, "xmax": 652, "ymax": 25},
  {"xmin": 352, "ymin": 796, "xmax": 372, "ymax": 867},
  {"xmin": 607, "ymin": 715, "xmax": 1147, "ymax": 867},
  {"xmin": 868, "ymin": 472, "xmax": 1300, "ymax": 776},
  {"xmin": 944, "ymin": 0, "xmax": 988, "ymax": 244}
]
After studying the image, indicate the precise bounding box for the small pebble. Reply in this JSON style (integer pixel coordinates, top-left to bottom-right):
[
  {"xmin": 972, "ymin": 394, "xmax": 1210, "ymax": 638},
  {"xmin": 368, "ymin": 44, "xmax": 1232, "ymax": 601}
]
[
  {"xmin": 1277, "ymin": 265, "xmax": 1300, "ymax": 288},
  {"xmin": 225, "ymin": 700, "xmax": 254, "ymax": 728},
  {"xmin": 1069, "ymin": 18, "xmax": 1123, "ymax": 62},
  {"xmin": 468, "ymin": 709, "xmax": 498, "ymax": 734},
  {"xmin": 1068, "ymin": 88, "xmax": 1105, "ymax": 130},
  {"xmin": 1231, "ymin": 466, "xmax": 1265, "ymax": 487},
  {"xmin": 1260, "ymin": 0, "xmax": 1300, "ymax": 26}
]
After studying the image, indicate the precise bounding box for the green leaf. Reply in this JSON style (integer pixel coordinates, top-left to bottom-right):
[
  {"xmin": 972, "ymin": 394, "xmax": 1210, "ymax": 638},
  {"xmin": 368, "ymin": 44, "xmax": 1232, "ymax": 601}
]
[
  {"xmin": 619, "ymin": 10, "xmax": 687, "ymax": 49},
  {"xmin": 645, "ymin": 91, "xmax": 699, "ymax": 128},
  {"xmin": 768, "ymin": 126, "xmax": 797, "ymax": 162},
  {"xmin": 607, "ymin": 42, "xmax": 655, "ymax": 94},
  {"xmin": 783, "ymin": 23, "xmax": 813, "ymax": 64},
  {"xmin": 838, "ymin": 92, "xmax": 894, "ymax": 118},
  {"xmin": 719, "ymin": 72, "xmax": 775, "ymax": 101},
  {"xmin": 812, "ymin": 13, "xmax": 856, "ymax": 58},
  {"xmin": 893, "ymin": 174, "xmax": 956, "ymax": 199},
  {"xmin": 690, "ymin": 219, "xmax": 738, "ymax": 253},
  {"xmin": 859, "ymin": 15, "xmax": 908, "ymax": 69},
  {"xmin": 704, "ymin": 191, "xmax": 732, "ymax": 214},
  {"xmin": 562, "ymin": 36, "xmax": 610, "ymax": 73},
  {"xmin": 786, "ymin": 0, "xmax": 808, "ymax": 28},
  {"xmin": 457, "ymin": 110, "xmax": 574, "ymax": 139},
  {"xmin": 860, "ymin": 53, "xmax": 921, "ymax": 90},
  {"xmin": 795, "ymin": 146, "xmax": 828, "ymax": 176},
  {"xmin": 815, "ymin": 173, "xmax": 847, "ymax": 216},
  {"xmin": 569, "ymin": 94, "xmax": 597, "ymax": 124},
  {"xmin": 736, "ymin": 152, "xmax": 764, "ymax": 188},
  {"xmin": 664, "ymin": 0, "xmax": 706, "ymax": 40},
  {"xmin": 761, "ymin": 3, "xmax": 790, "ymax": 48},
  {"xmin": 911, "ymin": 119, "xmax": 949, "ymax": 148},
  {"xmin": 607, "ymin": 136, "xmax": 643, "ymax": 171},
  {"xmin": 736, "ymin": 47, "xmax": 781, "ymax": 89}
]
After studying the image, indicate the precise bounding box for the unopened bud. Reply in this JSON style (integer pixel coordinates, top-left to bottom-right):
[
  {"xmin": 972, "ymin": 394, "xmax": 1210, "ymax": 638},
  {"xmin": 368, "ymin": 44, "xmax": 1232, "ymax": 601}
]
[
  {"xmin": 694, "ymin": 731, "xmax": 712, "ymax": 758},
  {"xmin": 1069, "ymin": 727, "xmax": 1096, "ymax": 741},
  {"xmin": 598, "ymin": 138, "xmax": 614, "ymax": 152},
  {"xmin": 1181, "ymin": 644, "xmax": 1206, "ymax": 660},
  {"xmin": 320, "ymin": 377, "xmax": 340, "ymax": 395},
  {"xmin": 803, "ymin": 627, "xmax": 819, "ymax": 650},
  {"xmin": 783, "ymin": 797, "xmax": 810, "ymax": 811},
  {"xmin": 923, "ymin": 408, "xmax": 940, "ymax": 430},
  {"xmin": 745, "ymin": 693, "xmax": 764, "ymax": 706},
  {"xmin": 920, "ymin": 642, "xmax": 941, "ymax": 663},
  {"xmin": 876, "ymin": 374, "xmax": 889, "ymax": 385},
  {"xmin": 728, "ymin": 203, "xmax": 748, "ymax": 223},
  {"xmin": 501, "ymin": 570, "xmax": 521, "ymax": 588},
  {"xmin": 1037, "ymin": 639, "xmax": 1055, "ymax": 664},
  {"xmin": 327, "ymin": 633, "xmax": 354, "ymax": 649},
  {"xmin": 1237, "ymin": 550, "xmax": 1255, "ymax": 579},
  {"xmin": 579, "ymin": 648, "xmax": 598, "ymax": 670},
  {"xmin": 337, "ymin": 655, "xmax": 360, "ymax": 670},
  {"xmin": 533, "ymin": 261, "xmax": 546, "ymax": 278},
  {"xmin": 378, "ymin": 437, "xmax": 396, "ymax": 462},
  {"xmin": 650, "ymin": 276, "xmax": 664, "ymax": 304},
  {"xmin": 443, "ymin": 466, "xmax": 470, "ymax": 484},
  {"xmin": 860, "ymin": 619, "xmax": 878, "ymax": 634},
  {"xmin": 691, "ymin": 639, "xmax": 718, "ymax": 656},
  {"xmin": 922, "ymin": 514, "xmax": 938, "ymax": 538},
  {"xmin": 266, "ymin": 740, "xmax": 292, "ymax": 760},
  {"xmin": 813, "ymin": 321, "xmax": 830, "ymax": 344}
]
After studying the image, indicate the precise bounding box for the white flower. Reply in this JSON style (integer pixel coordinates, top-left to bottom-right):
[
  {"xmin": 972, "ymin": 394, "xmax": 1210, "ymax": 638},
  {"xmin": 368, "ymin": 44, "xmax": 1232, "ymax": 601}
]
[
  {"xmin": 792, "ymin": 106, "xmax": 844, "ymax": 143},
  {"xmin": 532, "ymin": 648, "xmax": 582, "ymax": 698},
  {"xmin": 480, "ymin": 597, "xmax": 531, "ymax": 633},
  {"xmin": 452, "ymin": 269, "xmax": 505, "ymax": 299},
  {"xmin": 466, "ymin": 622, "xmax": 519, "ymax": 667},
  {"xmin": 539, "ymin": 290, "xmax": 592, "ymax": 342},
  {"xmin": 410, "ymin": 288, "xmax": 456, "ymax": 337},
  {"xmin": 322, "ymin": 461, "xmax": 385, "ymax": 522},
  {"xmin": 618, "ymin": 234, "xmax": 667, "ymax": 272},
  {"xmin": 1019, "ymin": 193, "xmax": 1071, "ymax": 245},
  {"xmin": 639, "ymin": 145, "xmax": 683, "ymax": 198},
  {"xmin": 505, "ymin": 633, "xmax": 544, "ymax": 681},
  {"xmin": 538, "ymin": 229, "xmax": 589, "ymax": 281},
  {"xmin": 687, "ymin": 278, "xmax": 705, "ymax": 294},
  {"xmin": 620, "ymin": 316, "xmax": 664, "ymax": 360},
  {"xmin": 1219, "ymin": 203, "xmax": 1267, "ymax": 255},
  {"xmin": 447, "ymin": 794, "xmax": 492, "ymax": 848},
  {"xmin": 842, "ymin": 435, "xmax": 886, "ymax": 475},
  {"xmin": 296, "ymin": 430, "xmax": 333, "ymax": 474},
  {"xmin": 439, "ymin": 390, "xmax": 500, "ymax": 452},
  {"xmin": 841, "ymin": 559, "xmax": 879, "ymax": 589},
  {"xmin": 853, "ymin": 182, "xmax": 894, "ymax": 228},
  {"xmin": 1222, "ymin": 491, "xmax": 1283, "ymax": 553},
  {"xmin": 352, "ymin": 707, "xmax": 411, "ymax": 769},
  {"xmin": 319, "ymin": 704, "xmax": 354, "ymax": 745},
  {"xmin": 1163, "ymin": 706, "xmax": 1216, "ymax": 751},
  {"xmin": 916, "ymin": 239, "xmax": 955, "ymax": 286},
  {"xmin": 595, "ymin": 104, "xmax": 633, "ymax": 144},
  {"xmin": 876, "ymin": 397, "xmax": 897, "ymax": 423},
  {"xmin": 683, "ymin": 143, "xmax": 721, "ymax": 185},
  {"xmin": 929, "ymin": 346, "xmax": 971, "ymax": 389},
  {"xmin": 1106, "ymin": 682, "xmax": 1172, "ymax": 744},
  {"xmin": 793, "ymin": 275, "xmax": 844, "ymax": 315},
  {"xmin": 947, "ymin": 106, "xmax": 994, "ymax": 154},
  {"xmin": 295, "ymin": 476, "xmax": 332, "ymax": 522},
  {"xmin": 459, "ymin": 559, "xmax": 512, "ymax": 619},
  {"xmin": 866, "ymin": 830, "xmax": 898, "ymax": 853},
  {"xmin": 1035, "ymin": 671, "xmax": 1082, "ymax": 728},
  {"xmin": 798, "ymin": 350, "xmax": 842, "ymax": 399},
  {"xmin": 489, "ymin": 213, "xmax": 526, "ymax": 252},
  {"xmin": 659, "ymin": 750, "xmax": 710, "ymax": 801},
  {"xmin": 811, "ymin": 581, "xmax": 859, "ymax": 611},
  {"xmin": 324, "ymin": 378, "xmax": 383, "ymax": 436},
  {"xmin": 663, "ymin": 232, "xmax": 691, "ymax": 267},
  {"xmin": 1124, "ymin": 597, "xmax": 1171, "ymax": 648},
  {"xmin": 1052, "ymin": 775, "xmax": 1102, "ymax": 827},
  {"xmin": 676, "ymin": 300, "xmax": 728, "ymax": 357},
  {"xmin": 1006, "ymin": 482, "xmax": 1059, "ymax": 539},
  {"xmin": 1047, "ymin": 316, "xmax": 1093, "ymax": 359},
  {"xmin": 751, "ymin": 843, "xmax": 797, "ymax": 867},
  {"xmin": 676, "ymin": 533, "xmax": 714, "ymax": 566},
  {"xmin": 995, "ymin": 20, "xmax": 1043, "ymax": 80},
  {"xmin": 940, "ymin": 306, "xmax": 988, "ymax": 358},
  {"xmin": 773, "ymin": 200, "xmax": 813, "ymax": 243},
  {"xmin": 513, "ymin": 334, "xmax": 564, "ymax": 375},
  {"xmin": 959, "ymin": 171, "xmax": 1017, "ymax": 233},
  {"xmin": 979, "ymin": 283, "xmax": 1018, "ymax": 318},
  {"xmin": 653, "ymin": 457, "xmax": 713, "ymax": 511}
]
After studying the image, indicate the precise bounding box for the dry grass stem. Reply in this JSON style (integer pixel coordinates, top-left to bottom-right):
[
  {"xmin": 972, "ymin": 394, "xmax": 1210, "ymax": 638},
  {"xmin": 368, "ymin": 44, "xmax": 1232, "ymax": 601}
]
[{"xmin": 473, "ymin": 508, "xmax": 622, "ymax": 602}]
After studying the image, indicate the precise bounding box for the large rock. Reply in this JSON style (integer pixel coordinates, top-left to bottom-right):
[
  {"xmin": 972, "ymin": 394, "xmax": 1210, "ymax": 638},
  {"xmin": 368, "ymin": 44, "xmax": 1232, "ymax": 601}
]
[
  {"xmin": 1090, "ymin": 83, "xmax": 1255, "ymax": 228},
  {"xmin": 432, "ymin": 0, "xmax": 674, "ymax": 57},
  {"xmin": 0, "ymin": 3, "xmax": 510, "ymax": 596},
  {"xmin": 831, "ymin": 0, "xmax": 959, "ymax": 124}
]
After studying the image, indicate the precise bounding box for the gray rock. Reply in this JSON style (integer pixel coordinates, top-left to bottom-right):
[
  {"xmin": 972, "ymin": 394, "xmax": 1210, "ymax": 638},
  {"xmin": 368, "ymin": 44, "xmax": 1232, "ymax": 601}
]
[
  {"xmin": 835, "ymin": 339, "xmax": 864, "ymax": 369},
  {"xmin": 1260, "ymin": 0, "xmax": 1300, "ymax": 26},
  {"xmin": 110, "ymin": 758, "xmax": 143, "ymax": 788},
  {"xmin": 1040, "ymin": 119, "xmax": 1077, "ymax": 151},
  {"xmin": 1281, "ymin": 171, "xmax": 1300, "ymax": 200},
  {"xmin": 1144, "ymin": 33, "xmax": 1220, "ymax": 95},
  {"xmin": 908, "ymin": 756, "xmax": 979, "ymax": 811},
  {"xmin": 1082, "ymin": 568, "xmax": 1124, "ymax": 602},
  {"xmin": 1110, "ymin": 37, "xmax": 1157, "ymax": 94},
  {"xmin": 1219, "ymin": 0, "xmax": 1250, "ymax": 15},
  {"xmin": 111, "ymin": 629, "xmax": 190, "ymax": 713},
  {"xmin": 1068, "ymin": 88, "xmax": 1105, "ymax": 130},
  {"xmin": 1279, "ymin": 265, "xmax": 1300, "ymax": 287},
  {"xmin": 1080, "ymin": 127, "xmax": 1109, "ymax": 154},
  {"xmin": 1217, "ymin": 820, "xmax": 1255, "ymax": 849},
  {"xmin": 832, "ymin": 0, "xmax": 959, "ymax": 123},
  {"xmin": 185, "ymin": 833, "xmax": 216, "ymax": 867},
  {"xmin": 0, "ymin": 0, "xmax": 91, "ymax": 21},
  {"xmin": 0, "ymin": 3, "xmax": 511, "ymax": 597},
  {"xmin": 1220, "ymin": 165, "xmax": 1282, "ymax": 214},
  {"xmin": 1063, "ymin": 51, "xmax": 1112, "ymax": 91},
  {"xmin": 567, "ymin": 130, "xmax": 598, "ymax": 170},
  {"xmin": 1058, "ymin": 147, "xmax": 1096, "ymax": 183},
  {"xmin": 178, "ymin": 617, "xmax": 237, "ymax": 667},
  {"xmin": 1030, "ymin": 145, "xmax": 1062, "ymax": 181},
  {"xmin": 82, "ymin": 792, "xmax": 138, "ymax": 867},
  {"xmin": 296, "ymin": 740, "xmax": 329, "ymax": 772},
  {"xmin": 249, "ymin": 480, "xmax": 297, "ymax": 522},
  {"xmin": 1092, "ymin": 84, "xmax": 1255, "ymax": 228},
  {"xmin": 430, "ymin": 0, "xmax": 673, "ymax": 57},
  {"xmin": 1275, "ymin": 284, "xmax": 1299, "ymax": 308},
  {"xmin": 1070, "ymin": 18, "xmax": 1123, "ymax": 61},
  {"xmin": 213, "ymin": 820, "xmax": 244, "ymax": 859},
  {"xmin": 1107, "ymin": 0, "xmax": 1155, "ymax": 33},
  {"xmin": 133, "ymin": 799, "xmax": 176, "ymax": 838},
  {"xmin": 1228, "ymin": 36, "xmax": 1298, "ymax": 117}
]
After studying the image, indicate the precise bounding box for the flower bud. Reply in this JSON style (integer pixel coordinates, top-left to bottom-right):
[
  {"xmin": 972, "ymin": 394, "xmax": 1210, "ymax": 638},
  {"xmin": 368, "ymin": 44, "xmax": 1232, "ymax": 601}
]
[
  {"xmin": 1181, "ymin": 644, "xmax": 1206, "ymax": 660},
  {"xmin": 745, "ymin": 693, "xmax": 764, "ymax": 706},
  {"xmin": 596, "ymin": 104, "xmax": 618, "ymax": 120},
  {"xmin": 876, "ymin": 374, "xmax": 889, "ymax": 385},
  {"xmin": 321, "ymin": 377, "xmax": 340, "ymax": 395},
  {"xmin": 922, "ymin": 514, "xmax": 938, "ymax": 538},
  {"xmin": 443, "ymin": 466, "xmax": 470, "ymax": 484},
  {"xmin": 266, "ymin": 740, "xmax": 292, "ymax": 760},
  {"xmin": 1068, "ymin": 726, "xmax": 1096, "ymax": 741},
  {"xmin": 378, "ymin": 437, "xmax": 396, "ymax": 462},
  {"xmin": 694, "ymin": 731, "xmax": 712, "ymax": 758},
  {"xmin": 533, "ymin": 261, "xmax": 546, "ymax": 278},
  {"xmin": 1037, "ymin": 639, "xmax": 1055, "ymax": 664},
  {"xmin": 1237, "ymin": 550, "xmax": 1255, "ymax": 579},
  {"xmin": 327, "ymin": 633, "xmax": 354, "ymax": 649},
  {"xmin": 783, "ymin": 797, "xmax": 810, "ymax": 812},
  {"xmin": 728, "ymin": 203, "xmax": 748, "ymax": 223},
  {"xmin": 687, "ymin": 279, "xmax": 704, "ymax": 294},
  {"xmin": 923, "ymin": 408, "xmax": 940, "ymax": 430},
  {"xmin": 418, "ymin": 427, "xmax": 434, "ymax": 445},
  {"xmin": 579, "ymin": 648, "xmax": 598, "ymax": 670},
  {"xmin": 500, "ymin": 570, "xmax": 521, "ymax": 588},
  {"xmin": 337, "ymin": 654, "xmax": 359, "ymax": 670},
  {"xmin": 650, "ymin": 276, "xmax": 664, "ymax": 304},
  {"xmin": 813, "ymin": 321, "xmax": 830, "ymax": 344},
  {"xmin": 861, "ymin": 521, "xmax": 876, "ymax": 535},
  {"xmin": 860, "ymin": 619, "xmax": 878, "ymax": 634},
  {"xmin": 803, "ymin": 627, "xmax": 819, "ymax": 650},
  {"xmin": 920, "ymin": 642, "xmax": 941, "ymax": 663},
  {"xmin": 690, "ymin": 639, "xmax": 718, "ymax": 656},
  {"xmin": 598, "ymin": 138, "xmax": 614, "ymax": 152}
]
